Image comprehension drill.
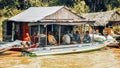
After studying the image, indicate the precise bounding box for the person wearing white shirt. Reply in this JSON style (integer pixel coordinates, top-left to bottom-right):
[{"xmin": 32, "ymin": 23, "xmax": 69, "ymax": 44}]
[{"xmin": 62, "ymin": 31, "xmax": 71, "ymax": 45}]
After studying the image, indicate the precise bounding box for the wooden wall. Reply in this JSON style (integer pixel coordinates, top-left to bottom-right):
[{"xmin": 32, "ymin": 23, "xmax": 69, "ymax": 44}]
[{"xmin": 44, "ymin": 8, "xmax": 80, "ymax": 20}]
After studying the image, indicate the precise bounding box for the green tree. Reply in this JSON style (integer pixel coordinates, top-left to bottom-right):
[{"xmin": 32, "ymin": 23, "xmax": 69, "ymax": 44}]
[
  {"xmin": 84, "ymin": 0, "xmax": 120, "ymax": 12},
  {"xmin": 72, "ymin": 1, "xmax": 89, "ymax": 15}
]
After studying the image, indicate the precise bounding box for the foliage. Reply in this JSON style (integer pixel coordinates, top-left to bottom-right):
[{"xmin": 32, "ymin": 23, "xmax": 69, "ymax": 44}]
[
  {"xmin": 72, "ymin": 1, "xmax": 89, "ymax": 15},
  {"xmin": 0, "ymin": 7, "xmax": 21, "ymax": 18},
  {"xmin": 84, "ymin": 0, "xmax": 120, "ymax": 12},
  {"xmin": 0, "ymin": 0, "xmax": 120, "ymax": 19}
]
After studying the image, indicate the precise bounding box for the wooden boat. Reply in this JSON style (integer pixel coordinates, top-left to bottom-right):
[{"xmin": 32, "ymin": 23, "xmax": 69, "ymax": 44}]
[
  {"xmin": 10, "ymin": 44, "xmax": 37, "ymax": 51},
  {"xmin": 26, "ymin": 40, "xmax": 112, "ymax": 56},
  {"xmin": 107, "ymin": 39, "xmax": 119, "ymax": 47},
  {"xmin": 0, "ymin": 47, "xmax": 12, "ymax": 53},
  {"xmin": 0, "ymin": 40, "xmax": 22, "ymax": 53}
]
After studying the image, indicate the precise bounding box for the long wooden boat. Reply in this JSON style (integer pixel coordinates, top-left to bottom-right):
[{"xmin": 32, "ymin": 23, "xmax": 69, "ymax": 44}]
[
  {"xmin": 107, "ymin": 39, "xmax": 119, "ymax": 47},
  {"xmin": 26, "ymin": 40, "xmax": 112, "ymax": 56},
  {"xmin": 10, "ymin": 44, "xmax": 37, "ymax": 51},
  {"xmin": 0, "ymin": 40, "xmax": 22, "ymax": 53}
]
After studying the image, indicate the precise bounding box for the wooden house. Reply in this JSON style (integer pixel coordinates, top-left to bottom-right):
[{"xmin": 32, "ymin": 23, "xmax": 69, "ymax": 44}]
[
  {"xmin": 3, "ymin": 6, "xmax": 93, "ymax": 43},
  {"xmin": 82, "ymin": 10, "xmax": 120, "ymax": 34}
]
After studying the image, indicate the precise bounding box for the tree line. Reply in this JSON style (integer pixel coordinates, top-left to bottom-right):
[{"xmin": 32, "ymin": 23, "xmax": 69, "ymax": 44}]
[{"xmin": 0, "ymin": 0, "xmax": 120, "ymax": 19}]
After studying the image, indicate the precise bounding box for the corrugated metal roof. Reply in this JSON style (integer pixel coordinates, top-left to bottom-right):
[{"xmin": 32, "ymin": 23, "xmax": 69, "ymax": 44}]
[
  {"xmin": 9, "ymin": 6, "xmax": 64, "ymax": 22},
  {"xmin": 82, "ymin": 10, "xmax": 120, "ymax": 26}
]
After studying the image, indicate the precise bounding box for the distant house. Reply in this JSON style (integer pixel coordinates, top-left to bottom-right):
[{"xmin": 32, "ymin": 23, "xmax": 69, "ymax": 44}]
[
  {"xmin": 82, "ymin": 10, "xmax": 120, "ymax": 26},
  {"xmin": 82, "ymin": 10, "xmax": 120, "ymax": 35},
  {"xmin": 3, "ymin": 6, "xmax": 91, "ymax": 41}
]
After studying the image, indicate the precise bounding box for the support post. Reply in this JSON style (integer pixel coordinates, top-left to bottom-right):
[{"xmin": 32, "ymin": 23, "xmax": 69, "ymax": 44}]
[
  {"xmin": 45, "ymin": 25, "xmax": 47, "ymax": 47},
  {"xmin": 11, "ymin": 22, "xmax": 14, "ymax": 41},
  {"xmin": 38, "ymin": 24, "xmax": 40, "ymax": 44},
  {"xmin": 58, "ymin": 25, "xmax": 61, "ymax": 45}
]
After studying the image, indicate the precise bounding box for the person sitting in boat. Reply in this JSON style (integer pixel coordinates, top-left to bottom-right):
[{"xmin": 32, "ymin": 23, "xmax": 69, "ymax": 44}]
[
  {"xmin": 109, "ymin": 27, "xmax": 120, "ymax": 38},
  {"xmin": 39, "ymin": 31, "xmax": 47, "ymax": 47},
  {"xmin": 23, "ymin": 33, "xmax": 31, "ymax": 42},
  {"xmin": 48, "ymin": 32, "xmax": 57, "ymax": 45},
  {"xmin": 105, "ymin": 34, "xmax": 119, "ymax": 45},
  {"xmin": 21, "ymin": 41, "xmax": 38, "ymax": 53},
  {"xmin": 62, "ymin": 31, "xmax": 71, "ymax": 45},
  {"xmin": 95, "ymin": 29, "xmax": 101, "ymax": 35},
  {"xmin": 31, "ymin": 32, "xmax": 38, "ymax": 43},
  {"xmin": 21, "ymin": 41, "xmax": 30, "ymax": 49},
  {"xmin": 74, "ymin": 31, "xmax": 81, "ymax": 44},
  {"xmin": 82, "ymin": 31, "xmax": 91, "ymax": 43},
  {"xmin": 65, "ymin": 31, "xmax": 75, "ymax": 44},
  {"xmin": 105, "ymin": 34, "xmax": 115, "ymax": 40},
  {"xmin": 23, "ymin": 32, "xmax": 31, "ymax": 45}
]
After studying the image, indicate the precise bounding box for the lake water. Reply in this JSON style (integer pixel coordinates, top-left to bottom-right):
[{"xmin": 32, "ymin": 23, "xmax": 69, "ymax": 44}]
[{"xmin": 0, "ymin": 48, "xmax": 120, "ymax": 68}]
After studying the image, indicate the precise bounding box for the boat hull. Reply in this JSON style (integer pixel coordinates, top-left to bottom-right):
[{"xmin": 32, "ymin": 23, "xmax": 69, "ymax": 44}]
[
  {"xmin": 10, "ymin": 44, "xmax": 37, "ymax": 51},
  {"xmin": 28, "ymin": 42, "xmax": 108, "ymax": 56}
]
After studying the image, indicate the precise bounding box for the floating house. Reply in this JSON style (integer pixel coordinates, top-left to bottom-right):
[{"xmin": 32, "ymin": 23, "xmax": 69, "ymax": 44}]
[
  {"xmin": 82, "ymin": 10, "xmax": 120, "ymax": 26},
  {"xmin": 3, "ymin": 6, "xmax": 93, "ymax": 42},
  {"xmin": 82, "ymin": 10, "xmax": 120, "ymax": 34}
]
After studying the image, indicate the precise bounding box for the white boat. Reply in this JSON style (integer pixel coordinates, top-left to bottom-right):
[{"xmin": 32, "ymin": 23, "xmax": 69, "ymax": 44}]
[
  {"xmin": 26, "ymin": 40, "xmax": 113, "ymax": 56},
  {"xmin": 22, "ymin": 23, "xmax": 118, "ymax": 56}
]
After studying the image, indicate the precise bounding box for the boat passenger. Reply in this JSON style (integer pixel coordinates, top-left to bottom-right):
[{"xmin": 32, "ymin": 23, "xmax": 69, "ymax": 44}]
[
  {"xmin": 21, "ymin": 41, "xmax": 38, "ymax": 53},
  {"xmin": 23, "ymin": 33, "xmax": 31, "ymax": 46},
  {"xmin": 21, "ymin": 41, "xmax": 29, "ymax": 49},
  {"xmin": 82, "ymin": 31, "xmax": 91, "ymax": 43},
  {"xmin": 68, "ymin": 31, "xmax": 75, "ymax": 44},
  {"xmin": 23, "ymin": 33, "xmax": 31, "ymax": 42},
  {"xmin": 62, "ymin": 31, "xmax": 71, "ymax": 45},
  {"xmin": 48, "ymin": 32, "xmax": 57, "ymax": 45},
  {"xmin": 39, "ymin": 31, "xmax": 47, "ymax": 47},
  {"xmin": 31, "ymin": 32, "xmax": 38, "ymax": 43},
  {"xmin": 74, "ymin": 31, "xmax": 81, "ymax": 44},
  {"xmin": 95, "ymin": 29, "xmax": 101, "ymax": 35},
  {"xmin": 108, "ymin": 27, "xmax": 120, "ymax": 38}
]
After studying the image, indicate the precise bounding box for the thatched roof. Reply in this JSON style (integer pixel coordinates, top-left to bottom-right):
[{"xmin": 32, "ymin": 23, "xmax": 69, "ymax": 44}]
[{"xmin": 82, "ymin": 10, "xmax": 120, "ymax": 26}]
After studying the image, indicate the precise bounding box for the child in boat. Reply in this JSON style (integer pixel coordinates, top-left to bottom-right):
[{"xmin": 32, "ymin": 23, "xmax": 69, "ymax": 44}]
[
  {"xmin": 82, "ymin": 31, "xmax": 91, "ymax": 43},
  {"xmin": 21, "ymin": 41, "xmax": 30, "ymax": 49}
]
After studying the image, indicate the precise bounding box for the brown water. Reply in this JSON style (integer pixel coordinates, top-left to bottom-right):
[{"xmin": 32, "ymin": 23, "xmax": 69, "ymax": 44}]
[{"xmin": 0, "ymin": 48, "xmax": 120, "ymax": 68}]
